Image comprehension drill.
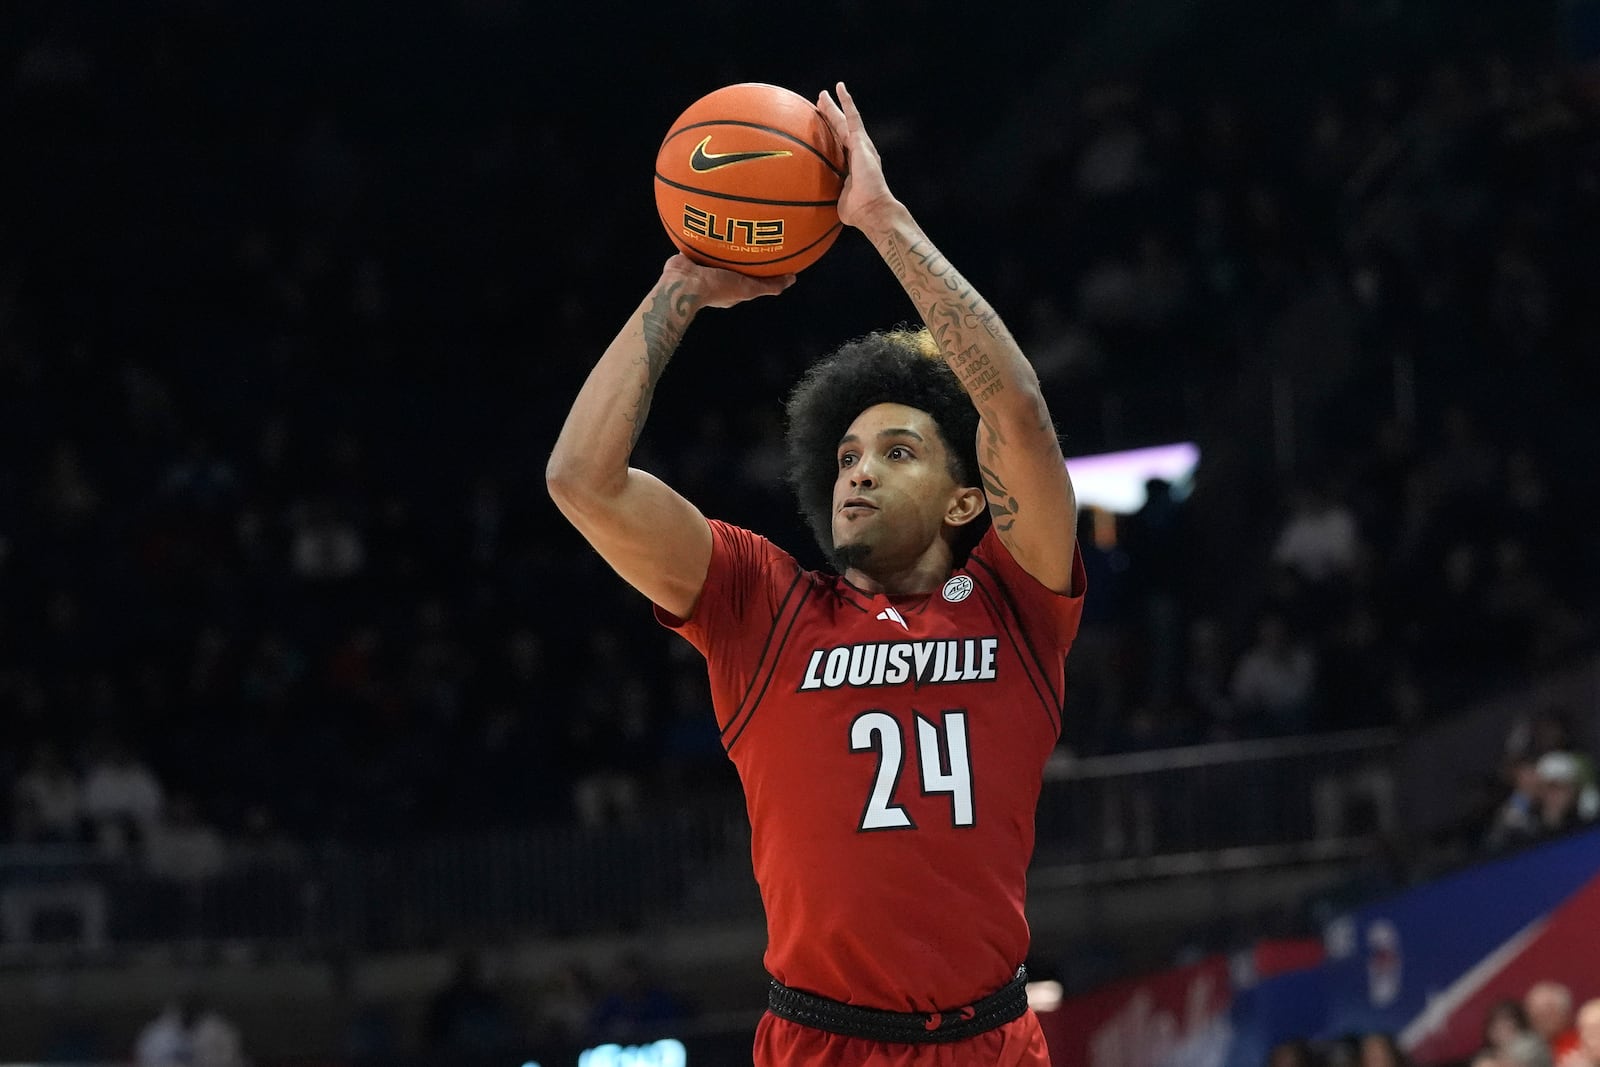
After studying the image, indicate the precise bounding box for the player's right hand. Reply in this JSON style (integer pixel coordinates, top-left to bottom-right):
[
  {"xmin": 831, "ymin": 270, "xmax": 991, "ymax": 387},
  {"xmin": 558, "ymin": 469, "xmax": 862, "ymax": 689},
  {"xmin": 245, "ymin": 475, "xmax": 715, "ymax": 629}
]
[
  {"xmin": 817, "ymin": 82, "xmax": 896, "ymax": 232},
  {"xmin": 662, "ymin": 254, "xmax": 795, "ymax": 309}
]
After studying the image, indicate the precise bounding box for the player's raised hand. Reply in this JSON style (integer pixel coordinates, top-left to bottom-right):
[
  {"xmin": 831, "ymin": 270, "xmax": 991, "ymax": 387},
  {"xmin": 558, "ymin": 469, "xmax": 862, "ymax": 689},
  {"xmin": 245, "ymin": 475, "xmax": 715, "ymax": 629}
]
[
  {"xmin": 661, "ymin": 254, "xmax": 795, "ymax": 308},
  {"xmin": 817, "ymin": 82, "xmax": 896, "ymax": 230}
]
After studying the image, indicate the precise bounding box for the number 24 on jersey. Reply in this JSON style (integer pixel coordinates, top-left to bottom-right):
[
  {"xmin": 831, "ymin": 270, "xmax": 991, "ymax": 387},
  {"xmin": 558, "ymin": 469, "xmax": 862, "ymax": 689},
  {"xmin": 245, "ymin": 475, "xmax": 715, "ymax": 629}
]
[{"xmin": 849, "ymin": 709, "xmax": 973, "ymax": 832}]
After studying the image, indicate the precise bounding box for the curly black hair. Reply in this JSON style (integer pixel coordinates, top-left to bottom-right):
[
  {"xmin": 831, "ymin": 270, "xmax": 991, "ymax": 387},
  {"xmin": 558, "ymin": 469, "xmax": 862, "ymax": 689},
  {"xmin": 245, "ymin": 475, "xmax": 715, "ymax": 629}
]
[{"xmin": 783, "ymin": 327, "xmax": 989, "ymax": 571}]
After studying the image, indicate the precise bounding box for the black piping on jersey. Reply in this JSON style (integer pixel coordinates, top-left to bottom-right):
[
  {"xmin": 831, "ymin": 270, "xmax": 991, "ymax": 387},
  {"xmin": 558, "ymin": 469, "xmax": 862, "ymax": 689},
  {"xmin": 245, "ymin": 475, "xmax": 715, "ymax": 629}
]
[
  {"xmin": 723, "ymin": 577, "xmax": 816, "ymax": 755},
  {"xmin": 833, "ymin": 579, "xmax": 876, "ymax": 616},
  {"xmin": 965, "ymin": 556, "xmax": 1063, "ymax": 738},
  {"xmin": 719, "ymin": 567, "xmax": 805, "ymax": 740},
  {"xmin": 838, "ymin": 578, "xmax": 939, "ymax": 618}
]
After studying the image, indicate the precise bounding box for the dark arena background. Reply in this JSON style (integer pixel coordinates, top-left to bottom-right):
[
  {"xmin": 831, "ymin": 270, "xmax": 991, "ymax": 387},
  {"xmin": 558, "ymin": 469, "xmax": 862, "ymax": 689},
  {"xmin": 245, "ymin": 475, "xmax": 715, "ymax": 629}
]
[{"xmin": 4, "ymin": 1, "xmax": 1600, "ymax": 1065}]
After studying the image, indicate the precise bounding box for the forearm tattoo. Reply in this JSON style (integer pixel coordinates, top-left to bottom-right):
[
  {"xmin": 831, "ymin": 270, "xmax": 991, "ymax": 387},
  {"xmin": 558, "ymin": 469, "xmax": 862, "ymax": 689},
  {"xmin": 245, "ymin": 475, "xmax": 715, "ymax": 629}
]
[
  {"xmin": 883, "ymin": 231, "xmax": 1052, "ymax": 530},
  {"xmin": 884, "ymin": 233, "xmax": 1008, "ymax": 406},
  {"xmin": 627, "ymin": 281, "xmax": 698, "ymax": 447},
  {"xmin": 980, "ymin": 460, "xmax": 1020, "ymax": 532}
]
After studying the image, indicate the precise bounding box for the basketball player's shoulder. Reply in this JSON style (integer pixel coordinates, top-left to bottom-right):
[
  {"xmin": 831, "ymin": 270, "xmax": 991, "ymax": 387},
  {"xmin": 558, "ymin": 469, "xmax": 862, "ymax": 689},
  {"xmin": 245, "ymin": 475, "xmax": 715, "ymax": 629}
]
[
  {"xmin": 960, "ymin": 525, "xmax": 1011, "ymax": 581},
  {"xmin": 959, "ymin": 525, "xmax": 1044, "ymax": 606},
  {"xmin": 709, "ymin": 518, "xmax": 805, "ymax": 578}
]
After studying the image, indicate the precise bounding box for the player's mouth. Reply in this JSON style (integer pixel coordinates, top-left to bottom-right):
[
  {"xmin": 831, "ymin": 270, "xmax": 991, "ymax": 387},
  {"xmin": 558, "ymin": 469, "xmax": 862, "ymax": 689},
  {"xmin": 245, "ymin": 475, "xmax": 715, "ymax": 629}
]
[{"xmin": 838, "ymin": 496, "xmax": 878, "ymax": 518}]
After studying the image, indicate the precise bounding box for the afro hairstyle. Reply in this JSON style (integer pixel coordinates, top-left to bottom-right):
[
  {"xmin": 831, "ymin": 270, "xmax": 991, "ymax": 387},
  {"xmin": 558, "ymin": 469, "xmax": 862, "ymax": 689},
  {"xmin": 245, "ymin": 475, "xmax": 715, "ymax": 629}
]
[{"xmin": 783, "ymin": 327, "xmax": 989, "ymax": 570}]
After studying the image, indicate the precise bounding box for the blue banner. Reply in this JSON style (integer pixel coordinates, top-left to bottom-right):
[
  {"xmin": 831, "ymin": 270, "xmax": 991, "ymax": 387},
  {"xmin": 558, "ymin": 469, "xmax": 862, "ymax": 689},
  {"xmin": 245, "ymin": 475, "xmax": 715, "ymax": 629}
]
[
  {"xmin": 1225, "ymin": 965, "xmax": 1328, "ymax": 1067},
  {"xmin": 1318, "ymin": 828, "xmax": 1600, "ymax": 1040}
]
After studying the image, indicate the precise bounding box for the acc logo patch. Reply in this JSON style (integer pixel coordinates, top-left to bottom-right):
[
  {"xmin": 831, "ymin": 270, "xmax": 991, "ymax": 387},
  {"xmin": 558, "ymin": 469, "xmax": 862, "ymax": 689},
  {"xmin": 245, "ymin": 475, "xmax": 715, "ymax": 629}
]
[{"xmin": 942, "ymin": 575, "xmax": 974, "ymax": 603}]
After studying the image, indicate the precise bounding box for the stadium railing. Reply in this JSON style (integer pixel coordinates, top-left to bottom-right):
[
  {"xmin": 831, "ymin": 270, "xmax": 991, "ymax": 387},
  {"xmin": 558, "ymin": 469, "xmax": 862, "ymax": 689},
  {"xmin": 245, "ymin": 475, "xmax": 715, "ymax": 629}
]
[{"xmin": 0, "ymin": 728, "xmax": 1401, "ymax": 962}]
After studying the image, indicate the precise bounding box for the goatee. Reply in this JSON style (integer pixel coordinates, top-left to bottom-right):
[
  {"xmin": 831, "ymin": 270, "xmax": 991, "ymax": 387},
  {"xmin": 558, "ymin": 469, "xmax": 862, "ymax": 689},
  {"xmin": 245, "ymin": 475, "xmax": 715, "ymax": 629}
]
[{"xmin": 830, "ymin": 541, "xmax": 873, "ymax": 574}]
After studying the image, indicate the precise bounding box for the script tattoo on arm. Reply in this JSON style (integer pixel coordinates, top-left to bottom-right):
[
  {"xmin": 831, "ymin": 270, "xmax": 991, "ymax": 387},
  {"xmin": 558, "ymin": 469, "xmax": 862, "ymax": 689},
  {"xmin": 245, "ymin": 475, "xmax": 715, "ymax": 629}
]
[
  {"xmin": 883, "ymin": 233, "xmax": 1009, "ymax": 408},
  {"xmin": 626, "ymin": 280, "xmax": 699, "ymax": 448},
  {"xmin": 876, "ymin": 219, "xmax": 1075, "ymax": 588}
]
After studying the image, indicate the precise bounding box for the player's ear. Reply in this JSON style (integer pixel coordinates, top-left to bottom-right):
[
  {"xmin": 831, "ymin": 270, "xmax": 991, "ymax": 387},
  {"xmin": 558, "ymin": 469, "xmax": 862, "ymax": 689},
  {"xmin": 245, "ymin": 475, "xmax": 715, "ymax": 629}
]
[{"xmin": 945, "ymin": 486, "xmax": 986, "ymax": 528}]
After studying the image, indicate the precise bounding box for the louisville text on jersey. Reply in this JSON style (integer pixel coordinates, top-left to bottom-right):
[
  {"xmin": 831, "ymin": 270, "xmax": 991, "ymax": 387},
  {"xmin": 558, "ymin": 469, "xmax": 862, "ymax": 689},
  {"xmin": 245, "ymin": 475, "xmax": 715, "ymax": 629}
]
[{"xmin": 797, "ymin": 637, "xmax": 1000, "ymax": 692}]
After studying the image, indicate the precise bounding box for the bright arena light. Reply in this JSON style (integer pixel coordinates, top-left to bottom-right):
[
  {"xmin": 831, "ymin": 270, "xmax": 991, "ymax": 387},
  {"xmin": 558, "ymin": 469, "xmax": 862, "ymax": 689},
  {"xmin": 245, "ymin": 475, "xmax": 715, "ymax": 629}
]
[
  {"xmin": 1026, "ymin": 979, "xmax": 1065, "ymax": 1013},
  {"xmin": 1064, "ymin": 441, "xmax": 1200, "ymax": 514}
]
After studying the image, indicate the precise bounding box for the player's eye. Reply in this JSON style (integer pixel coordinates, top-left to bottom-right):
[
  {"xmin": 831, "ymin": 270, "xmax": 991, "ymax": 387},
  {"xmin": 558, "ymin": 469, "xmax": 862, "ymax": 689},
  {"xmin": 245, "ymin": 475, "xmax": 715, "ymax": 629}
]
[
  {"xmin": 838, "ymin": 452, "xmax": 857, "ymax": 468},
  {"xmin": 887, "ymin": 446, "xmax": 911, "ymax": 460}
]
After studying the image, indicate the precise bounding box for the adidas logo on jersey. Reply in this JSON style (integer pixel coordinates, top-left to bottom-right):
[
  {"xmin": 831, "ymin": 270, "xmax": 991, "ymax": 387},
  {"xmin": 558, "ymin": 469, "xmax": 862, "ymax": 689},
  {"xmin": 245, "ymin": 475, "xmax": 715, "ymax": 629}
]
[
  {"xmin": 798, "ymin": 637, "xmax": 1000, "ymax": 692},
  {"xmin": 875, "ymin": 606, "xmax": 908, "ymax": 630}
]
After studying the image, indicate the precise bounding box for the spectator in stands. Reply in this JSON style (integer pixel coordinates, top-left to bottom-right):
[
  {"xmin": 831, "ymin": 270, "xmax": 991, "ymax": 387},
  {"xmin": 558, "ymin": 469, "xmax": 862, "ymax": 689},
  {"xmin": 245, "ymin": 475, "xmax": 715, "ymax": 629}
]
[
  {"xmin": 1563, "ymin": 999, "xmax": 1600, "ymax": 1067},
  {"xmin": 1505, "ymin": 1033, "xmax": 1557, "ymax": 1067},
  {"xmin": 1322, "ymin": 1034, "xmax": 1363, "ymax": 1067},
  {"xmin": 1361, "ymin": 1032, "xmax": 1410, "ymax": 1067},
  {"xmin": 1268, "ymin": 1038, "xmax": 1318, "ymax": 1067},
  {"xmin": 1230, "ymin": 613, "xmax": 1318, "ymax": 735},
  {"xmin": 10, "ymin": 743, "xmax": 83, "ymax": 844},
  {"xmin": 79, "ymin": 736, "xmax": 165, "ymax": 857},
  {"xmin": 1485, "ymin": 756, "xmax": 1546, "ymax": 853},
  {"xmin": 1532, "ymin": 754, "xmax": 1599, "ymax": 841},
  {"xmin": 1271, "ymin": 474, "xmax": 1362, "ymax": 592},
  {"xmin": 1485, "ymin": 998, "xmax": 1535, "ymax": 1060},
  {"xmin": 134, "ymin": 995, "xmax": 246, "ymax": 1067},
  {"xmin": 1503, "ymin": 711, "xmax": 1600, "ymax": 814},
  {"xmin": 1527, "ymin": 981, "xmax": 1581, "ymax": 1065},
  {"xmin": 1121, "ymin": 477, "xmax": 1187, "ymax": 713}
]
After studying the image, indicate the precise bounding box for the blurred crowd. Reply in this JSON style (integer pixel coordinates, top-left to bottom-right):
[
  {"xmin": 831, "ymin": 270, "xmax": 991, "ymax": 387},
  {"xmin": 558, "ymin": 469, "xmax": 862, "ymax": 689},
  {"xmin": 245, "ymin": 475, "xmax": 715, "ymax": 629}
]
[
  {"xmin": 111, "ymin": 947, "xmax": 695, "ymax": 1067},
  {"xmin": 1479, "ymin": 710, "xmax": 1600, "ymax": 854},
  {"xmin": 1270, "ymin": 979, "xmax": 1600, "ymax": 1067},
  {"xmin": 2, "ymin": 0, "xmax": 1599, "ymax": 870}
]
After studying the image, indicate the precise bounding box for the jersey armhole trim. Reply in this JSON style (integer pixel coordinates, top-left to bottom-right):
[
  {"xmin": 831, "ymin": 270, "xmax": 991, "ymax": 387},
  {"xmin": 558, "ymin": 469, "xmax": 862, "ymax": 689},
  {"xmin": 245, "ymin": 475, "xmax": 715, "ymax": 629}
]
[{"xmin": 967, "ymin": 558, "xmax": 1064, "ymax": 738}]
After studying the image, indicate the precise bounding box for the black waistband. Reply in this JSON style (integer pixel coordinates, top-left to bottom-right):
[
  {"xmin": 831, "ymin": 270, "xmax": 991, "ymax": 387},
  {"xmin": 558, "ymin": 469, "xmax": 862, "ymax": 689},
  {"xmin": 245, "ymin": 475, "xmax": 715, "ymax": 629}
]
[{"xmin": 766, "ymin": 966, "xmax": 1028, "ymax": 1045}]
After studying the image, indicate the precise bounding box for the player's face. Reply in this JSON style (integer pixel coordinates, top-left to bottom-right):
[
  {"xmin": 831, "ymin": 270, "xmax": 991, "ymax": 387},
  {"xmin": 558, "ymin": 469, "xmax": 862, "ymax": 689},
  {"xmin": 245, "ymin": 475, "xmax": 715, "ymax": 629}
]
[{"xmin": 831, "ymin": 402, "xmax": 966, "ymax": 570}]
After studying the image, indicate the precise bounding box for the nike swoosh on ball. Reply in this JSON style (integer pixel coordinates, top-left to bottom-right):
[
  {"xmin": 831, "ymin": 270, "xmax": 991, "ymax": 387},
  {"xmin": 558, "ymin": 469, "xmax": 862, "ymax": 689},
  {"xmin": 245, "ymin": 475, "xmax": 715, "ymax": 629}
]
[{"xmin": 689, "ymin": 136, "xmax": 793, "ymax": 172}]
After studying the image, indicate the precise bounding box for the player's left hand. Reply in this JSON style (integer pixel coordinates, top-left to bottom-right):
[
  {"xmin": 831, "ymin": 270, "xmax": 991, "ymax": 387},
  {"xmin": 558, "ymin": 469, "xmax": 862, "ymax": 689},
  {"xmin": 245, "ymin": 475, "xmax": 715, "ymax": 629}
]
[
  {"xmin": 661, "ymin": 254, "xmax": 795, "ymax": 308},
  {"xmin": 818, "ymin": 82, "xmax": 898, "ymax": 230}
]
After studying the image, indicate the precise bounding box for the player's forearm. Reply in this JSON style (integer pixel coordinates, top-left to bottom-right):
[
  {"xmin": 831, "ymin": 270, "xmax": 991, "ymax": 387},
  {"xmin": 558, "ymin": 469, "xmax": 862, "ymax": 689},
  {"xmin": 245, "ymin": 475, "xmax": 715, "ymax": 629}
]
[
  {"xmin": 546, "ymin": 275, "xmax": 704, "ymax": 499},
  {"xmin": 863, "ymin": 201, "xmax": 1077, "ymax": 558},
  {"xmin": 860, "ymin": 201, "xmax": 1049, "ymax": 429}
]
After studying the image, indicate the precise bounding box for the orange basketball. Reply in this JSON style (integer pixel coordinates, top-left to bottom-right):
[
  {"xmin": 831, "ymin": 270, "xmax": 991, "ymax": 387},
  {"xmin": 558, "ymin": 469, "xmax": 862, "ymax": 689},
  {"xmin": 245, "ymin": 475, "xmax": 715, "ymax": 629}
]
[{"xmin": 654, "ymin": 83, "xmax": 847, "ymax": 277}]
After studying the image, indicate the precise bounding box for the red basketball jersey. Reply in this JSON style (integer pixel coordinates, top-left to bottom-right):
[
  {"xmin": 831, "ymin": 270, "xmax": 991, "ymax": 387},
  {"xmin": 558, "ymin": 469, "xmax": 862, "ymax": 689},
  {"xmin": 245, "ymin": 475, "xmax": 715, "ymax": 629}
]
[{"xmin": 658, "ymin": 520, "xmax": 1086, "ymax": 1013}]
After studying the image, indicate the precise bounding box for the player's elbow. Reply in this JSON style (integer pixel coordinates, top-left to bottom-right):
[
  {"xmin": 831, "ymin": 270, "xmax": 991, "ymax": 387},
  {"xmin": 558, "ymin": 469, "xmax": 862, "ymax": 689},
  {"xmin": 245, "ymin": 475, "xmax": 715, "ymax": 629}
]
[
  {"xmin": 544, "ymin": 450, "xmax": 589, "ymax": 510},
  {"xmin": 545, "ymin": 451, "xmax": 588, "ymax": 506},
  {"xmin": 545, "ymin": 452, "xmax": 623, "ymax": 518}
]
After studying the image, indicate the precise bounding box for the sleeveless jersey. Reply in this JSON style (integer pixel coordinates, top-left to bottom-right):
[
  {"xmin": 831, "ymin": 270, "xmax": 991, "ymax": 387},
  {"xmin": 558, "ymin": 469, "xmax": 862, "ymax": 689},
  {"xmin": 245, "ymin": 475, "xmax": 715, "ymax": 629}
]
[{"xmin": 658, "ymin": 520, "xmax": 1086, "ymax": 1013}]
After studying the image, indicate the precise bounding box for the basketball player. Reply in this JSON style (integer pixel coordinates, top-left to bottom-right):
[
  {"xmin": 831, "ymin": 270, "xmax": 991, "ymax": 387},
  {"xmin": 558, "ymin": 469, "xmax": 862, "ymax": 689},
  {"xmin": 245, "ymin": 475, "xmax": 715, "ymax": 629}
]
[{"xmin": 548, "ymin": 83, "xmax": 1083, "ymax": 1066}]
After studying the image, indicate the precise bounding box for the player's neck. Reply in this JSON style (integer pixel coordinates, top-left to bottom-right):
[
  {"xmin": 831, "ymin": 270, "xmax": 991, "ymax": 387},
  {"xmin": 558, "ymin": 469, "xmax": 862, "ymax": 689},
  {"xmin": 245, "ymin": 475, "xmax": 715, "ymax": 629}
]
[{"xmin": 844, "ymin": 552, "xmax": 954, "ymax": 598}]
